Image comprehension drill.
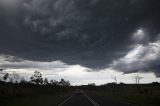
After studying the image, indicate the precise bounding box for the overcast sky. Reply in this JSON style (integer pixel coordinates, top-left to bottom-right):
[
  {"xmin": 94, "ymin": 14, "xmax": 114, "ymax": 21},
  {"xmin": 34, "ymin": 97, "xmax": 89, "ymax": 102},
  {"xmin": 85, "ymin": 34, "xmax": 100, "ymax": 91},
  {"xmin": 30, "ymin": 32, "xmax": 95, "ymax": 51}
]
[{"xmin": 0, "ymin": 0, "xmax": 160, "ymax": 85}]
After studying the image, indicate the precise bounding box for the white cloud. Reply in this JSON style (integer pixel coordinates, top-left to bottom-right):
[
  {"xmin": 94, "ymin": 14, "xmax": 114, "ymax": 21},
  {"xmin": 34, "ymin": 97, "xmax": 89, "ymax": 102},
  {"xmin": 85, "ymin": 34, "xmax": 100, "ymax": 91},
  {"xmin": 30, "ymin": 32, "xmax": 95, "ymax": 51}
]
[
  {"xmin": 132, "ymin": 28, "xmax": 146, "ymax": 42},
  {"xmin": 111, "ymin": 40, "xmax": 160, "ymax": 75},
  {"xmin": 1, "ymin": 55, "xmax": 159, "ymax": 85},
  {"xmin": 54, "ymin": 67, "xmax": 160, "ymax": 85}
]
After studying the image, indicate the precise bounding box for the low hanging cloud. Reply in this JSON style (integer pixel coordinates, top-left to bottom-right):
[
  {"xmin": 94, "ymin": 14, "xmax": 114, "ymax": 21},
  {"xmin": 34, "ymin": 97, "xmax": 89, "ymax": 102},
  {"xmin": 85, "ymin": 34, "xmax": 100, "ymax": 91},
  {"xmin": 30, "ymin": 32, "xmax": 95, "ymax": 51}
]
[
  {"xmin": 0, "ymin": 55, "xmax": 69, "ymax": 70},
  {"xmin": 0, "ymin": 0, "xmax": 160, "ymax": 76}
]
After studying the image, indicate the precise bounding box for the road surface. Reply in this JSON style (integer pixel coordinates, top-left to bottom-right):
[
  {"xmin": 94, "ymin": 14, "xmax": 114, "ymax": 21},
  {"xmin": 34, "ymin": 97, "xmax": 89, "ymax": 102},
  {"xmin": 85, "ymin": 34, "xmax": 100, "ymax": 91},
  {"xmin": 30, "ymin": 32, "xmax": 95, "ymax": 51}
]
[{"xmin": 58, "ymin": 90, "xmax": 138, "ymax": 106}]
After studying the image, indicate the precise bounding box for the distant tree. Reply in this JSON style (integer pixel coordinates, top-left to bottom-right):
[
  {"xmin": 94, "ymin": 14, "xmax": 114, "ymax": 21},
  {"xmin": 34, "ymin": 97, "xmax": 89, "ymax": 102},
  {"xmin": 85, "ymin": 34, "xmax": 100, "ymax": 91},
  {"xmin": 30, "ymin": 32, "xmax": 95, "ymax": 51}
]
[
  {"xmin": 12, "ymin": 72, "xmax": 21, "ymax": 83},
  {"xmin": 88, "ymin": 83, "xmax": 96, "ymax": 86},
  {"xmin": 0, "ymin": 68, "xmax": 3, "ymax": 81},
  {"xmin": 3, "ymin": 73, "xmax": 9, "ymax": 81},
  {"xmin": 50, "ymin": 79, "xmax": 58, "ymax": 86},
  {"xmin": 30, "ymin": 71, "xmax": 43, "ymax": 84},
  {"xmin": 0, "ymin": 69, "xmax": 9, "ymax": 82},
  {"xmin": 59, "ymin": 79, "xmax": 70, "ymax": 86},
  {"xmin": 9, "ymin": 78, "xmax": 13, "ymax": 83},
  {"xmin": 107, "ymin": 82, "xmax": 117, "ymax": 85},
  {"xmin": 151, "ymin": 82, "xmax": 159, "ymax": 86},
  {"xmin": 0, "ymin": 68, "xmax": 3, "ymax": 72},
  {"xmin": 119, "ymin": 82, "xmax": 125, "ymax": 85},
  {"xmin": 43, "ymin": 78, "xmax": 49, "ymax": 85},
  {"xmin": 50, "ymin": 79, "xmax": 53, "ymax": 85},
  {"xmin": 20, "ymin": 77, "xmax": 27, "ymax": 84}
]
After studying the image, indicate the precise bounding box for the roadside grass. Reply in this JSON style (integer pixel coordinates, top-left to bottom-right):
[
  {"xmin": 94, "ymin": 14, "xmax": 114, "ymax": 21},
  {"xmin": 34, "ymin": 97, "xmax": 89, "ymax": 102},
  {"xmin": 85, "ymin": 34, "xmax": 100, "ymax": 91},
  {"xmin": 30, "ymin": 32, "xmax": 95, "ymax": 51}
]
[
  {"xmin": 1, "ymin": 82, "xmax": 160, "ymax": 106},
  {"xmin": 0, "ymin": 83, "xmax": 73, "ymax": 106},
  {"xmin": 87, "ymin": 85, "xmax": 160, "ymax": 106},
  {"xmin": 5, "ymin": 94, "xmax": 66, "ymax": 106},
  {"xmin": 121, "ymin": 94, "xmax": 160, "ymax": 106}
]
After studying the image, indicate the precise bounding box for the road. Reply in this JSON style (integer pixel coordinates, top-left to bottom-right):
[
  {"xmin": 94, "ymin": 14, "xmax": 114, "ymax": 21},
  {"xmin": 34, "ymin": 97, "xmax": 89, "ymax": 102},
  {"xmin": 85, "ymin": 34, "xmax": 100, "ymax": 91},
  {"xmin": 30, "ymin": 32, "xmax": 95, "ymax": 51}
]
[
  {"xmin": 86, "ymin": 93, "xmax": 138, "ymax": 106},
  {"xmin": 58, "ymin": 90, "xmax": 138, "ymax": 106},
  {"xmin": 60, "ymin": 94, "xmax": 93, "ymax": 106}
]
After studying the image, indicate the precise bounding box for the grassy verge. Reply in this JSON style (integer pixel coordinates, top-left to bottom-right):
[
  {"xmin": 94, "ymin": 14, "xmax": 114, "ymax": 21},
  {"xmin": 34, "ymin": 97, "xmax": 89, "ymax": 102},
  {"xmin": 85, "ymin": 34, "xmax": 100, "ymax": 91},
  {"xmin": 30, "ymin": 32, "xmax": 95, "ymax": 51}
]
[
  {"xmin": 94, "ymin": 92, "xmax": 160, "ymax": 106},
  {"xmin": 3, "ymin": 93, "xmax": 67, "ymax": 106},
  {"xmin": 86, "ymin": 85, "xmax": 160, "ymax": 106},
  {"xmin": 0, "ymin": 83, "xmax": 73, "ymax": 106},
  {"xmin": 120, "ymin": 94, "xmax": 160, "ymax": 106}
]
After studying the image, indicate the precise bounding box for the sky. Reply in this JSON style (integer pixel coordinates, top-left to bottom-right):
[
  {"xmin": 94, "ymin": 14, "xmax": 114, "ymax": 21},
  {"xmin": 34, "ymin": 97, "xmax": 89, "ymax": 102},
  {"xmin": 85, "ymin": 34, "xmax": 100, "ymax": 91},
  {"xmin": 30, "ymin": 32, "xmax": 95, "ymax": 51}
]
[{"xmin": 0, "ymin": 0, "xmax": 160, "ymax": 85}]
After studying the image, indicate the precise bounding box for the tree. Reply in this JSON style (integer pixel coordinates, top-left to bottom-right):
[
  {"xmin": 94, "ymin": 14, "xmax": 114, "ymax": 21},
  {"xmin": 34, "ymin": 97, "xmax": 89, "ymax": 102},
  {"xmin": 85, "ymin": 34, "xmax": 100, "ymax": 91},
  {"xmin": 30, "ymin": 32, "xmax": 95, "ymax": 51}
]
[
  {"xmin": 0, "ymin": 68, "xmax": 3, "ymax": 81},
  {"xmin": 43, "ymin": 78, "xmax": 49, "ymax": 85},
  {"xmin": 0, "ymin": 69, "xmax": 3, "ymax": 72},
  {"xmin": 59, "ymin": 79, "xmax": 70, "ymax": 86},
  {"xmin": 88, "ymin": 83, "xmax": 96, "ymax": 86},
  {"xmin": 0, "ymin": 69, "xmax": 9, "ymax": 82},
  {"xmin": 20, "ymin": 77, "xmax": 27, "ymax": 84},
  {"xmin": 3, "ymin": 73, "xmax": 9, "ymax": 81},
  {"xmin": 151, "ymin": 82, "xmax": 159, "ymax": 86},
  {"xmin": 12, "ymin": 72, "xmax": 21, "ymax": 83},
  {"xmin": 50, "ymin": 79, "xmax": 58, "ymax": 86},
  {"xmin": 30, "ymin": 71, "xmax": 43, "ymax": 84}
]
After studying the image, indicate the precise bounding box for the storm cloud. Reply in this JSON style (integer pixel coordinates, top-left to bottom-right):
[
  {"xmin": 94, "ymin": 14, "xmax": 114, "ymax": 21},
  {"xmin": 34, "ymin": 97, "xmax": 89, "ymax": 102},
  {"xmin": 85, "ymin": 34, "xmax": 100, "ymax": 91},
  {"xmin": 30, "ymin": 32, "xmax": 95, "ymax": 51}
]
[
  {"xmin": 111, "ymin": 38, "xmax": 160, "ymax": 77},
  {"xmin": 0, "ymin": 0, "xmax": 160, "ymax": 76}
]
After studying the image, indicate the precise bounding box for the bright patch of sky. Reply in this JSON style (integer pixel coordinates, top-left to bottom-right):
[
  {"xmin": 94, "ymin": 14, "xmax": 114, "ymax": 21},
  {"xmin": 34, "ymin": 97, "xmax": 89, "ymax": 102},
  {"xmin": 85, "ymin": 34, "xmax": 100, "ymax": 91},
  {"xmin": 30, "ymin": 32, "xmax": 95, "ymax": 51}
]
[{"xmin": 2, "ymin": 65, "xmax": 160, "ymax": 85}]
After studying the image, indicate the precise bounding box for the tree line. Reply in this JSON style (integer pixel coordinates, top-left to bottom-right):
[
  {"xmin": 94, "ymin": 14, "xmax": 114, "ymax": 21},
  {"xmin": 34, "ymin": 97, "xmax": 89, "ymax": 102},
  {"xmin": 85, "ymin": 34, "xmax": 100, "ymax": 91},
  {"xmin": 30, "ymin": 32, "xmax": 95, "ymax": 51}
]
[{"xmin": 0, "ymin": 69, "xmax": 70, "ymax": 86}]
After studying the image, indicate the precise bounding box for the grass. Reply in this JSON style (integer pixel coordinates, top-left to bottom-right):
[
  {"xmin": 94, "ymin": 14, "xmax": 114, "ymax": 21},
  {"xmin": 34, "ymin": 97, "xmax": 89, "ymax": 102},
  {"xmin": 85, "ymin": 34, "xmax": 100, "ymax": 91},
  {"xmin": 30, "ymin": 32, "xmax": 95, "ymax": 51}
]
[
  {"xmin": 0, "ymin": 82, "xmax": 73, "ymax": 106},
  {"xmin": 121, "ymin": 94, "xmax": 160, "ymax": 106},
  {"xmin": 96, "ymin": 87, "xmax": 160, "ymax": 106},
  {"xmin": 1, "ymin": 82, "xmax": 160, "ymax": 106},
  {"xmin": 86, "ymin": 84, "xmax": 160, "ymax": 106},
  {"xmin": 5, "ymin": 94, "xmax": 66, "ymax": 106}
]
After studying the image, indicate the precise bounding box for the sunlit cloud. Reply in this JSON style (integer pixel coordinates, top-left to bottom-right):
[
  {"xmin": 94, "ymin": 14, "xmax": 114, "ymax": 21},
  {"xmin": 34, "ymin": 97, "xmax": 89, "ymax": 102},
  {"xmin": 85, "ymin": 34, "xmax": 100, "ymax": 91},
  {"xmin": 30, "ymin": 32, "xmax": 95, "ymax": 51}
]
[
  {"xmin": 111, "ymin": 39, "xmax": 160, "ymax": 76},
  {"xmin": 132, "ymin": 28, "xmax": 148, "ymax": 43}
]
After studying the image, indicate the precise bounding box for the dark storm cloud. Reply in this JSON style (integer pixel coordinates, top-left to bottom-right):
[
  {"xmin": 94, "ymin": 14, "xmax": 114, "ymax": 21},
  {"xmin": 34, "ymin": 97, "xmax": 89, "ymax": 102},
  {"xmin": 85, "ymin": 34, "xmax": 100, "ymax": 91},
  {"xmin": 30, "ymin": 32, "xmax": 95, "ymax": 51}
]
[
  {"xmin": 0, "ymin": 0, "xmax": 160, "ymax": 76},
  {"xmin": 0, "ymin": 55, "xmax": 69, "ymax": 70}
]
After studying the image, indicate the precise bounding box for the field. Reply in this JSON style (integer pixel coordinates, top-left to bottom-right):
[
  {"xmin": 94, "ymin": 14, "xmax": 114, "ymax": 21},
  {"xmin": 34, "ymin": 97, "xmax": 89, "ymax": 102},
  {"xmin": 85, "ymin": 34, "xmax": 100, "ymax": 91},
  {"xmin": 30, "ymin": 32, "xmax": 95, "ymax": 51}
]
[
  {"xmin": 0, "ymin": 81, "xmax": 160, "ymax": 106},
  {"xmin": 84, "ymin": 84, "xmax": 160, "ymax": 106},
  {"xmin": 0, "ymin": 82, "xmax": 73, "ymax": 106}
]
